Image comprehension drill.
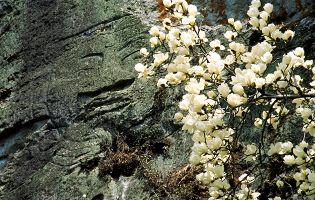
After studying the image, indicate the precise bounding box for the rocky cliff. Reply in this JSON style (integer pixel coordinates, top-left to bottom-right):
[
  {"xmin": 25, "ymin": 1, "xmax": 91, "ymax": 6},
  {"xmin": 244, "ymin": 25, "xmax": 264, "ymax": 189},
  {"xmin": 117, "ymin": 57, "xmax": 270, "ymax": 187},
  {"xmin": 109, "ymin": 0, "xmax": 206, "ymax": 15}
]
[{"xmin": 0, "ymin": 0, "xmax": 314, "ymax": 199}]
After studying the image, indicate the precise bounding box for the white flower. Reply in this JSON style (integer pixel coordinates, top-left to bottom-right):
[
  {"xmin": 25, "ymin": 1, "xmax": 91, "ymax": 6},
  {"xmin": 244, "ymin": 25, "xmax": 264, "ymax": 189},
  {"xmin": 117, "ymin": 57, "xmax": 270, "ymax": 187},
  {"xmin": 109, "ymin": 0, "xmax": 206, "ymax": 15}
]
[
  {"xmin": 264, "ymin": 3, "xmax": 273, "ymax": 14},
  {"xmin": 245, "ymin": 144, "xmax": 257, "ymax": 155},
  {"xmin": 271, "ymin": 30, "xmax": 282, "ymax": 41},
  {"xmin": 282, "ymin": 54, "xmax": 292, "ymax": 64},
  {"xmin": 247, "ymin": 7, "xmax": 259, "ymax": 18},
  {"xmin": 150, "ymin": 37, "xmax": 158, "ymax": 47},
  {"xmin": 274, "ymin": 70, "xmax": 282, "ymax": 80},
  {"xmin": 188, "ymin": 5, "xmax": 198, "ymax": 17},
  {"xmin": 149, "ymin": 26, "xmax": 160, "ymax": 36},
  {"xmin": 207, "ymin": 91, "xmax": 216, "ymax": 98},
  {"xmin": 308, "ymin": 173, "xmax": 315, "ymax": 183},
  {"xmin": 189, "ymin": 152, "xmax": 201, "ymax": 165},
  {"xmin": 259, "ymin": 19, "xmax": 267, "ymax": 29},
  {"xmin": 268, "ymin": 23, "xmax": 276, "ymax": 34},
  {"xmin": 232, "ymin": 84, "xmax": 244, "ymax": 96},
  {"xmin": 191, "ymin": 142, "xmax": 208, "ymax": 155},
  {"xmin": 255, "ymin": 78, "xmax": 265, "ymax": 89},
  {"xmin": 185, "ymin": 78, "xmax": 205, "ymax": 94},
  {"xmin": 249, "ymin": 17, "xmax": 259, "ymax": 28},
  {"xmin": 209, "ymin": 188, "xmax": 222, "ymax": 198},
  {"xmin": 306, "ymin": 122, "xmax": 315, "ymax": 136},
  {"xmin": 262, "ymin": 52, "xmax": 273, "ymax": 64},
  {"xmin": 303, "ymin": 60, "xmax": 313, "ymax": 69},
  {"xmin": 212, "ymin": 137, "xmax": 223, "ymax": 150},
  {"xmin": 218, "ymin": 83, "xmax": 230, "ymax": 98},
  {"xmin": 294, "ymin": 47, "xmax": 304, "ymax": 57},
  {"xmin": 234, "ymin": 21, "xmax": 242, "ymax": 31},
  {"xmin": 294, "ymin": 172, "xmax": 305, "ymax": 182},
  {"xmin": 224, "ymin": 31, "xmax": 237, "ymax": 42},
  {"xmin": 254, "ymin": 118, "xmax": 262, "ymax": 127},
  {"xmin": 228, "ymin": 18, "xmax": 234, "ymax": 25},
  {"xmin": 174, "ymin": 112, "xmax": 183, "ymax": 121},
  {"xmin": 244, "ymin": 70, "xmax": 256, "ymax": 86},
  {"xmin": 300, "ymin": 182, "xmax": 309, "ymax": 191},
  {"xmin": 282, "ymin": 142, "xmax": 293, "ymax": 153},
  {"xmin": 157, "ymin": 78, "xmax": 168, "ymax": 88},
  {"xmin": 283, "ymin": 30, "xmax": 294, "ymax": 41},
  {"xmin": 192, "ymin": 94, "xmax": 207, "ymax": 112},
  {"xmin": 301, "ymin": 108, "xmax": 312, "ymax": 121},
  {"xmin": 276, "ymin": 180, "xmax": 284, "ymax": 188},
  {"xmin": 192, "ymin": 65, "xmax": 204, "ymax": 76},
  {"xmin": 173, "ymin": 12, "xmax": 183, "ymax": 20},
  {"xmin": 283, "ymin": 155, "xmax": 295, "ymax": 165},
  {"xmin": 212, "ymin": 165, "xmax": 224, "ymax": 177},
  {"xmin": 153, "ymin": 52, "xmax": 169, "ymax": 66},
  {"xmin": 198, "ymin": 31, "xmax": 208, "ymax": 42},
  {"xmin": 163, "ymin": 18, "xmax": 172, "ymax": 30},
  {"xmin": 265, "ymin": 74, "xmax": 275, "ymax": 85},
  {"xmin": 268, "ymin": 142, "xmax": 282, "ymax": 156},
  {"xmin": 227, "ymin": 93, "xmax": 244, "ymax": 107},
  {"xmin": 260, "ymin": 11, "xmax": 269, "ymax": 21},
  {"xmin": 262, "ymin": 27, "xmax": 270, "ymax": 36},
  {"xmin": 163, "ymin": 0, "xmax": 172, "ymax": 8},
  {"xmin": 277, "ymin": 81, "xmax": 288, "ymax": 88},
  {"xmin": 295, "ymin": 157, "xmax": 305, "ymax": 165},
  {"xmin": 135, "ymin": 63, "xmax": 155, "ymax": 80},
  {"xmin": 181, "ymin": 32, "xmax": 194, "ymax": 48},
  {"xmin": 251, "ymin": 192, "xmax": 261, "ymax": 200},
  {"xmin": 159, "ymin": 32, "xmax": 165, "ymax": 41},
  {"xmin": 293, "ymin": 146, "xmax": 307, "ymax": 158},
  {"xmin": 250, "ymin": 0, "xmax": 261, "ymax": 8},
  {"xmin": 192, "ymin": 131, "xmax": 205, "ymax": 143},
  {"xmin": 140, "ymin": 48, "xmax": 149, "ymax": 57},
  {"xmin": 210, "ymin": 39, "xmax": 225, "ymax": 50}
]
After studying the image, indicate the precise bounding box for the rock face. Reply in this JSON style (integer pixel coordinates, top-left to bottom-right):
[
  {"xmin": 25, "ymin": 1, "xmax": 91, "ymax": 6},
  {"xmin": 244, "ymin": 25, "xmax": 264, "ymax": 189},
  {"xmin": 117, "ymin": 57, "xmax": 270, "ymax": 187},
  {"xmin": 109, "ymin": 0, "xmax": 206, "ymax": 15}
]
[
  {"xmin": 0, "ymin": 0, "xmax": 314, "ymax": 199},
  {"xmin": 191, "ymin": 0, "xmax": 315, "ymax": 26}
]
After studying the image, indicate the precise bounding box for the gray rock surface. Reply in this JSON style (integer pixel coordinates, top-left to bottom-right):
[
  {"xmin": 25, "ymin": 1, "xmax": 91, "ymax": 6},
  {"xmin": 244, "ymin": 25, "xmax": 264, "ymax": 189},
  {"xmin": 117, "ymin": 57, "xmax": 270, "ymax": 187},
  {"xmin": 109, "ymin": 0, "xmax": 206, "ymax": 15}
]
[
  {"xmin": 0, "ymin": 0, "xmax": 314, "ymax": 199},
  {"xmin": 191, "ymin": 0, "xmax": 315, "ymax": 26}
]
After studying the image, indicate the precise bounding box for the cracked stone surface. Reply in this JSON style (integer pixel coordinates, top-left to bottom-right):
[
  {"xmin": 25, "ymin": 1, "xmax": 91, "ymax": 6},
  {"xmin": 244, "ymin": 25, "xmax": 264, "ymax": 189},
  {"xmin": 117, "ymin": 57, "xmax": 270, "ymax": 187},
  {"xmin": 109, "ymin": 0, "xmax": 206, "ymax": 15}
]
[{"xmin": 0, "ymin": 0, "xmax": 315, "ymax": 199}]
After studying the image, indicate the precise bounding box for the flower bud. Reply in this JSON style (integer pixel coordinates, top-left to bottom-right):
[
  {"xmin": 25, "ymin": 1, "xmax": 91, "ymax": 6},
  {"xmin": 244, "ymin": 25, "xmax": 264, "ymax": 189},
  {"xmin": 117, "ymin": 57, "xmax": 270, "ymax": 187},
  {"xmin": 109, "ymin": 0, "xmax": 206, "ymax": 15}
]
[
  {"xmin": 149, "ymin": 26, "xmax": 160, "ymax": 36},
  {"xmin": 163, "ymin": 0, "xmax": 172, "ymax": 8},
  {"xmin": 232, "ymin": 84, "xmax": 244, "ymax": 96},
  {"xmin": 268, "ymin": 23, "xmax": 276, "ymax": 34},
  {"xmin": 150, "ymin": 37, "xmax": 158, "ymax": 47},
  {"xmin": 174, "ymin": 112, "xmax": 183, "ymax": 120},
  {"xmin": 247, "ymin": 7, "xmax": 259, "ymax": 18},
  {"xmin": 228, "ymin": 18, "xmax": 234, "ymax": 25},
  {"xmin": 218, "ymin": 83, "xmax": 230, "ymax": 98},
  {"xmin": 262, "ymin": 27, "xmax": 270, "ymax": 36},
  {"xmin": 262, "ymin": 52, "xmax": 272, "ymax": 64},
  {"xmin": 188, "ymin": 5, "xmax": 198, "ymax": 17},
  {"xmin": 251, "ymin": 0, "xmax": 261, "ymax": 8},
  {"xmin": 276, "ymin": 180, "xmax": 284, "ymax": 188},
  {"xmin": 265, "ymin": 74, "xmax": 275, "ymax": 85},
  {"xmin": 245, "ymin": 144, "xmax": 257, "ymax": 155},
  {"xmin": 260, "ymin": 11, "xmax": 269, "ymax": 21},
  {"xmin": 234, "ymin": 21, "xmax": 242, "ymax": 31},
  {"xmin": 264, "ymin": 3, "xmax": 273, "ymax": 14},
  {"xmin": 249, "ymin": 17, "xmax": 259, "ymax": 28}
]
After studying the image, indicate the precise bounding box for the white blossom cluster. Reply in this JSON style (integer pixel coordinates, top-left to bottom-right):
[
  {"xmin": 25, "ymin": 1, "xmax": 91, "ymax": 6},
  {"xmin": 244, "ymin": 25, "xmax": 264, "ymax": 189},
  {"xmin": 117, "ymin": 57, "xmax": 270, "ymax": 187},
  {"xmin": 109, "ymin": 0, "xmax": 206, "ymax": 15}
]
[{"xmin": 135, "ymin": 0, "xmax": 315, "ymax": 199}]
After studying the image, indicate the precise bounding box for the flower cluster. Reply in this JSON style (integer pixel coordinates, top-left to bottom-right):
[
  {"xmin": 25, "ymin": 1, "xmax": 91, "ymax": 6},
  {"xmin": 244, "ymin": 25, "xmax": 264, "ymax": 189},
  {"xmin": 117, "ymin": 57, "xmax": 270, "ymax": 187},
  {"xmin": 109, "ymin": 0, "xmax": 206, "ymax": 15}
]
[{"xmin": 135, "ymin": 0, "xmax": 315, "ymax": 199}]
